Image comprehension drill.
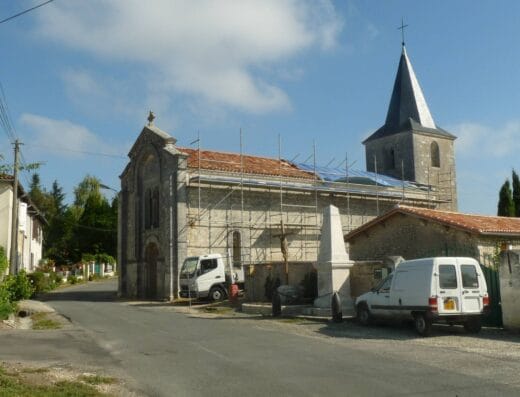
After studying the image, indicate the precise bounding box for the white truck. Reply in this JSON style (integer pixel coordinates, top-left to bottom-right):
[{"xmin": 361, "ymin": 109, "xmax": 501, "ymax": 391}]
[
  {"xmin": 179, "ymin": 254, "xmax": 244, "ymax": 301},
  {"xmin": 355, "ymin": 257, "xmax": 490, "ymax": 336}
]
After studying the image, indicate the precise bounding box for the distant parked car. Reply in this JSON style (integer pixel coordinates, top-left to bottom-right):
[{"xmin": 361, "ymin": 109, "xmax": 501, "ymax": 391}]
[{"xmin": 355, "ymin": 257, "xmax": 490, "ymax": 336}]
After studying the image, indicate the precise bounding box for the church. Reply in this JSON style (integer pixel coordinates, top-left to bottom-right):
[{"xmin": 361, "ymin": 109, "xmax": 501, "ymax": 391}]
[{"xmin": 118, "ymin": 44, "xmax": 457, "ymax": 300}]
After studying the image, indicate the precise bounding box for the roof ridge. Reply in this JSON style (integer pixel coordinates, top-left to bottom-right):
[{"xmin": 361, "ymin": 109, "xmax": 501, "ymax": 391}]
[
  {"xmin": 178, "ymin": 146, "xmax": 292, "ymax": 164},
  {"xmin": 399, "ymin": 204, "xmax": 520, "ymax": 220}
]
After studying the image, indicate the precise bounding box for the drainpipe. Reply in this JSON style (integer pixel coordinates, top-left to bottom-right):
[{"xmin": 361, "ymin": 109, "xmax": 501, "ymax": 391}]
[{"xmin": 169, "ymin": 173, "xmax": 174, "ymax": 301}]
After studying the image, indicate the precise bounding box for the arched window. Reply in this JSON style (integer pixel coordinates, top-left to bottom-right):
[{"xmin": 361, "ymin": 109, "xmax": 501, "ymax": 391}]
[
  {"xmin": 385, "ymin": 148, "xmax": 395, "ymax": 169},
  {"xmin": 144, "ymin": 188, "xmax": 152, "ymax": 229},
  {"xmin": 431, "ymin": 141, "xmax": 440, "ymax": 168},
  {"xmin": 152, "ymin": 187, "xmax": 160, "ymax": 228},
  {"xmin": 233, "ymin": 231, "xmax": 241, "ymax": 265}
]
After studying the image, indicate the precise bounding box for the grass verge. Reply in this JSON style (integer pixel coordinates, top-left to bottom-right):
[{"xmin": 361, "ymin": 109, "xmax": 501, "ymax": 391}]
[
  {"xmin": 31, "ymin": 313, "xmax": 62, "ymax": 330},
  {"xmin": 79, "ymin": 374, "xmax": 116, "ymax": 385},
  {"xmin": 0, "ymin": 365, "xmax": 107, "ymax": 397}
]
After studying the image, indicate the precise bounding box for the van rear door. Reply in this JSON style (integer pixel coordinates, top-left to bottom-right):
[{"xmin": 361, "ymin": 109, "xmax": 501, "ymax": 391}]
[
  {"xmin": 436, "ymin": 262, "xmax": 462, "ymax": 315},
  {"xmin": 457, "ymin": 259, "xmax": 483, "ymax": 313}
]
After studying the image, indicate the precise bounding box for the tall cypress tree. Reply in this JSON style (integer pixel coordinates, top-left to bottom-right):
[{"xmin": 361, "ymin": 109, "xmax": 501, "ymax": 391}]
[
  {"xmin": 512, "ymin": 170, "xmax": 520, "ymax": 217},
  {"xmin": 498, "ymin": 179, "xmax": 514, "ymax": 217}
]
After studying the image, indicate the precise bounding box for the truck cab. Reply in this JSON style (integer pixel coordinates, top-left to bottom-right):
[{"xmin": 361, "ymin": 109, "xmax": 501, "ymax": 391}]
[{"xmin": 179, "ymin": 254, "xmax": 243, "ymax": 301}]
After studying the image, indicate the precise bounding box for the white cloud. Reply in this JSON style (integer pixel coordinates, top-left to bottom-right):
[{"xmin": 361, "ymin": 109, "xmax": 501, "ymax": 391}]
[
  {"xmin": 35, "ymin": 0, "xmax": 343, "ymax": 114},
  {"xmin": 451, "ymin": 121, "xmax": 520, "ymax": 158},
  {"xmin": 19, "ymin": 113, "xmax": 115, "ymax": 158}
]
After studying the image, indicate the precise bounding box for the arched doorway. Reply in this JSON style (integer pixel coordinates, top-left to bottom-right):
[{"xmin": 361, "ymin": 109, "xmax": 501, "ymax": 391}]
[{"xmin": 144, "ymin": 242, "xmax": 159, "ymax": 299}]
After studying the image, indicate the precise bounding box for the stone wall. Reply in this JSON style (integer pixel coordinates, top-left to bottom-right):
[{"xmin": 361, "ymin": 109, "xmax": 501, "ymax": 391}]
[
  {"xmin": 185, "ymin": 182, "xmax": 407, "ymax": 266},
  {"xmin": 243, "ymin": 260, "xmax": 389, "ymax": 302},
  {"xmin": 365, "ymin": 132, "xmax": 415, "ymax": 181},
  {"xmin": 347, "ymin": 214, "xmax": 480, "ymax": 261},
  {"xmin": 350, "ymin": 261, "xmax": 389, "ymax": 298},
  {"xmin": 499, "ymin": 250, "xmax": 520, "ymax": 330},
  {"xmin": 347, "ymin": 214, "xmax": 520, "ymax": 267},
  {"xmin": 243, "ymin": 262, "xmax": 315, "ymax": 302},
  {"xmin": 364, "ymin": 130, "xmax": 457, "ymax": 211},
  {"xmin": 412, "ymin": 134, "xmax": 457, "ymax": 211}
]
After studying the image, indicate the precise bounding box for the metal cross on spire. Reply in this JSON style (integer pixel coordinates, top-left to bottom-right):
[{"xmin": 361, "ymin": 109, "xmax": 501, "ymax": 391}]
[{"xmin": 398, "ymin": 18, "xmax": 408, "ymax": 47}]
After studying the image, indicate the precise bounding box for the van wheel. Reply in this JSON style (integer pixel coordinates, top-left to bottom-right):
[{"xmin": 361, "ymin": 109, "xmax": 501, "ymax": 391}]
[
  {"xmin": 464, "ymin": 318, "xmax": 482, "ymax": 334},
  {"xmin": 209, "ymin": 287, "xmax": 225, "ymax": 302},
  {"xmin": 357, "ymin": 304, "xmax": 371, "ymax": 326},
  {"xmin": 414, "ymin": 313, "xmax": 432, "ymax": 337}
]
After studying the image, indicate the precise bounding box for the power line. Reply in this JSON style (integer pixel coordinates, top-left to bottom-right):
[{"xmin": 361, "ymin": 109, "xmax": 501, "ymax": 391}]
[
  {"xmin": 0, "ymin": 82, "xmax": 16, "ymax": 142},
  {"xmin": 23, "ymin": 143, "xmax": 127, "ymax": 159},
  {"xmin": 0, "ymin": 0, "xmax": 55, "ymax": 25}
]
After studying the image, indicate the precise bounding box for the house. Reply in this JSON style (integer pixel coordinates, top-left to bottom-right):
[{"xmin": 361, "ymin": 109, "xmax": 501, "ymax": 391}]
[
  {"xmin": 0, "ymin": 174, "xmax": 45, "ymax": 274},
  {"xmin": 118, "ymin": 44, "xmax": 459, "ymax": 300},
  {"xmin": 345, "ymin": 205, "xmax": 520, "ymax": 266}
]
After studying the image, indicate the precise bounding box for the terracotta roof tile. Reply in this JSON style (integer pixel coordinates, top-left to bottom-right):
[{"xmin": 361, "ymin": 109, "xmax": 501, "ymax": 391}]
[
  {"xmin": 398, "ymin": 206, "xmax": 520, "ymax": 235},
  {"xmin": 346, "ymin": 205, "xmax": 520, "ymax": 240},
  {"xmin": 178, "ymin": 147, "xmax": 315, "ymax": 180}
]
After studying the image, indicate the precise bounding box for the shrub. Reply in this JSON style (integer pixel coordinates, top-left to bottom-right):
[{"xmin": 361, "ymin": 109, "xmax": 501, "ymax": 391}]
[
  {"xmin": 28, "ymin": 271, "xmax": 62, "ymax": 295},
  {"xmin": 68, "ymin": 275, "xmax": 78, "ymax": 285},
  {"xmin": 28, "ymin": 272, "xmax": 48, "ymax": 295},
  {"xmin": 300, "ymin": 270, "xmax": 318, "ymax": 300},
  {"xmin": 0, "ymin": 246, "xmax": 8, "ymax": 276},
  {"xmin": 11, "ymin": 271, "xmax": 35, "ymax": 301},
  {"xmin": 0, "ymin": 284, "xmax": 14, "ymax": 320},
  {"xmin": 0, "ymin": 271, "xmax": 34, "ymax": 304}
]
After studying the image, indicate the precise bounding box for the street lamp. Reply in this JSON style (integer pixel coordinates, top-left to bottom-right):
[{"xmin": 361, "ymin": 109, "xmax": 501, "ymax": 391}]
[{"xmin": 99, "ymin": 183, "xmax": 118, "ymax": 193}]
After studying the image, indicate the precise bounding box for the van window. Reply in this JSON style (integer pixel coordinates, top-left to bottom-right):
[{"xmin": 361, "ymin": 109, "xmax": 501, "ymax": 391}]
[
  {"xmin": 461, "ymin": 265, "xmax": 479, "ymax": 288},
  {"xmin": 200, "ymin": 259, "xmax": 218, "ymax": 274},
  {"xmin": 439, "ymin": 265, "xmax": 457, "ymax": 289},
  {"xmin": 377, "ymin": 274, "xmax": 393, "ymax": 293}
]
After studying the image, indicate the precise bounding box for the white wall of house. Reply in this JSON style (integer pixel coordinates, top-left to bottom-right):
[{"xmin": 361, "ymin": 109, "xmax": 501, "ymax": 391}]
[
  {"xmin": 0, "ymin": 181, "xmax": 43, "ymax": 274},
  {"xmin": 0, "ymin": 183, "xmax": 13, "ymax": 261}
]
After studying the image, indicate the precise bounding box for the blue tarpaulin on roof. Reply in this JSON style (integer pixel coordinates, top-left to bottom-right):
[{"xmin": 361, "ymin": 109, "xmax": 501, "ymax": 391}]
[{"xmin": 292, "ymin": 162, "xmax": 417, "ymax": 188}]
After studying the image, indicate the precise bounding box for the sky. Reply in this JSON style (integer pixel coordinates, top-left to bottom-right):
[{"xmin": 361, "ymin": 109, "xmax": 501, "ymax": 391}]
[{"xmin": 0, "ymin": 0, "xmax": 519, "ymax": 215}]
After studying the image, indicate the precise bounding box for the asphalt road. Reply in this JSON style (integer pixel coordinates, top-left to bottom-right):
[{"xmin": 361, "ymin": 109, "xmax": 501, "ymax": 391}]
[{"xmin": 2, "ymin": 279, "xmax": 520, "ymax": 397}]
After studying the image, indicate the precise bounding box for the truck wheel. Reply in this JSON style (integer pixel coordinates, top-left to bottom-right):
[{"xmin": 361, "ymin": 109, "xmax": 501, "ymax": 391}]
[
  {"xmin": 414, "ymin": 313, "xmax": 432, "ymax": 337},
  {"xmin": 209, "ymin": 287, "xmax": 225, "ymax": 302},
  {"xmin": 357, "ymin": 304, "xmax": 371, "ymax": 326},
  {"xmin": 464, "ymin": 318, "xmax": 482, "ymax": 334}
]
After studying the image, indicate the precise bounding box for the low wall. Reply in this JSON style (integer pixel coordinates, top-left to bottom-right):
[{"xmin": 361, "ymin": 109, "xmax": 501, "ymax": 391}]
[
  {"xmin": 243, "ymin": 262, "xmax": 315, "ymax": 302},
  {"xmin": 243, "ymin": 260, "xmax": 389, "ymax": 302},
  {"xmin": 500, "ymin": 251, "xmax": 520, "ymax": 330},
  {"xmin": 349, "ymin": 261, "xmax": 389, "ymax": 298}
]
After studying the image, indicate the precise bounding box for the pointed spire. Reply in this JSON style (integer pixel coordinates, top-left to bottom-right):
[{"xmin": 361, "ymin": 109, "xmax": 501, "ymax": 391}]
[{"xmin": 385, "ymin": 46, "xmax": 436, "ymax": 130}]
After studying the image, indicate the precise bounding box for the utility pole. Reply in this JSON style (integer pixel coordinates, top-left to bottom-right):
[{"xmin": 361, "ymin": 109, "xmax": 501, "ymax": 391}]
[{"xmin": 9, "ymin": 139, "xmax": 21, "ymax": 274}]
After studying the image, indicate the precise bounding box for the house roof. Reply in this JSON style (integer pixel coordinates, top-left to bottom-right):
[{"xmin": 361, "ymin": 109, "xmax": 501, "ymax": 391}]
[
  {"xmin": 345, "ymin": 205, "xmax": 520, "ymax": 240},
  {"xmin": 363, "ymin": 46, "xmax": 455, "ymax": 144},
  {"xmin": 0, "ymin": 174, "xmax": 47, "ymax": 225},
  {"xmin": 178, "ymin": 147, "xmax": 315, "ymax": 180}
]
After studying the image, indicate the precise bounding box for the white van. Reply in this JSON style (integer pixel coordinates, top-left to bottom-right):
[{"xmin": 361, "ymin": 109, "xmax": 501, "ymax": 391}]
[{"xmin": 355, "ymin": 257, "xmax": 490, "ymax": 336}]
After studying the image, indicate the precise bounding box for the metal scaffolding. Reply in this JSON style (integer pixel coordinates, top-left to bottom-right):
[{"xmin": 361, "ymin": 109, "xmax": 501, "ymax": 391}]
[{"xmin": 185, "ymin": 131, "xmax": 448, "ymax": 265}]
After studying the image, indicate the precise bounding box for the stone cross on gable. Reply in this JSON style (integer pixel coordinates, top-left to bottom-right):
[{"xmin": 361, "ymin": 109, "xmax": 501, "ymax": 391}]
[{"xmin": 147, "ymin": 111, "xmax": 156, "ymax": 127}]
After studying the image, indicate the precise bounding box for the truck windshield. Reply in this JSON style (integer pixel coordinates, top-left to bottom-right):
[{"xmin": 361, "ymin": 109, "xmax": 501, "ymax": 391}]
[{"xmin": 180, "ymin": 257, "xmax": 199, "ymax": 278}]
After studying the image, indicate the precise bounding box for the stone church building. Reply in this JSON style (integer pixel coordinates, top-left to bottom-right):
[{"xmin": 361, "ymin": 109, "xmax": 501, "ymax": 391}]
[{"xmin": 118, "ymin": 45, "xmax": 458, "ymax": 300}]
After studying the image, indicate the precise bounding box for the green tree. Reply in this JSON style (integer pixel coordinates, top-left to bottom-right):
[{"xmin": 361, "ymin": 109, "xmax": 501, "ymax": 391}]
[
  {"xmin": 498, "ymin": 179, "xmax": 514, "ymax": 216},
  {"xmin": 74, "ymin": 175, "xmax": 103, "ymax": 210},
  {"xmin": 43, "ymin": 180, "xmax": 72, "ymax": 264},
  {"xmin": 512, "ymin": 170, "xmax": 520, "ymax": 217}
]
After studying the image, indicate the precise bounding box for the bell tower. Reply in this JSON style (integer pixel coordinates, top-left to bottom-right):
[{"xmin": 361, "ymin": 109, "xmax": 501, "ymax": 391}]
[{"xmin": 363, "ymin": 44, "xmax": 457, "ymax": 211}]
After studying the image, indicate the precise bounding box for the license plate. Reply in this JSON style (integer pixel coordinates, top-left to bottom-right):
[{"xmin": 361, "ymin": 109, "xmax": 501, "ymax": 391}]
[{"xmin": 444, "ymin": 298, "xmax": 455, "ymax": 310}]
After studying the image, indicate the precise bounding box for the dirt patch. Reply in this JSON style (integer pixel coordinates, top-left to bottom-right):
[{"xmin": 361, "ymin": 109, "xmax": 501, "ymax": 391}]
[
  {"xmin": 0, "ymin": 311, "xmax": 71, "ymax": 330},
  {"xmin": 1, "ymin": 362, "xmax": 138, "ymax": 396}
]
